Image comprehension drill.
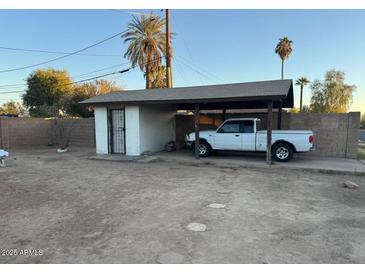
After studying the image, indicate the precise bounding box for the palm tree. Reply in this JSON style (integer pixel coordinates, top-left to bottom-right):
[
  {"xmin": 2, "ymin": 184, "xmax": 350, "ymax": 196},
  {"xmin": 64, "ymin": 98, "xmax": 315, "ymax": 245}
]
[
  {"xmin": 295, "ymin": 77, "xmax": 310, "ymax": 112},
  {"xmin": 275, "ymin": 37, "xmax": 293, "ymax": 80},
  {"xmin": 150, "ymin": 65, "xmax": 167, "ymax": 88},
  {"xmin": 122, "ymin": 13, "xmax": 167, "ymax": 89}
]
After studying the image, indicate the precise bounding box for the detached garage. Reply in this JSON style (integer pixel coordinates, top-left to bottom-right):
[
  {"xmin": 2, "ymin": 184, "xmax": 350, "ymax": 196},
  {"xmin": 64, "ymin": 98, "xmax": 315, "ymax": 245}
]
[
  {"xmin": 80, "ymin": 79, "xmax": 294, "ymax": 161},
  {"xmin": 93, "ymin": 104, "xmax": 176, "ymax": 155}
]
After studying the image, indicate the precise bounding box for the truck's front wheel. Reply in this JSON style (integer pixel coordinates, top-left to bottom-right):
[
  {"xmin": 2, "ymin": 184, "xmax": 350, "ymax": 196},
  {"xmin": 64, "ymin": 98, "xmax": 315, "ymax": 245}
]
[
  {"xmin": 195, "ymin": 141, "xmax": 211, "ymax": 157},
  {"xmin": 272, "ymin": 143, "xmax": 293, "ymax": 162}
]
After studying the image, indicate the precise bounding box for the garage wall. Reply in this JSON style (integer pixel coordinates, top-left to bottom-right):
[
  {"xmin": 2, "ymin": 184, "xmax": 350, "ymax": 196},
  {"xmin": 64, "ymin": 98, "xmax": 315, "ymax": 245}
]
[
  {"xmin": 125, "ymin": 106, "xmax": 140, "ymax": 156},
  {"xmin": 94, "ymin": 106, "xmax": 108, "ymax": 154},
  {"xmin": 139, "ymin": 104, "xmax": 176, "ymax": 154}
]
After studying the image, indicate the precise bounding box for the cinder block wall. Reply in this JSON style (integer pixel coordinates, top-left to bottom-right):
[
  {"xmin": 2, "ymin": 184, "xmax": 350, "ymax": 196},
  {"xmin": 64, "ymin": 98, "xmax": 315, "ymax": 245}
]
[
  {"xmin": 175, "ymin": 112, "xmax": 360, "ymax": 159},
  {"xmin": 64, "ymin": 118, "xmax": 95, "ymax": 147},
  {"xmin": 0, "ymin": 117, "xmax": 54, "ymax": 149},
  {"xmin": 288, "ymin": 112, "xmax": 360, "ymax": 158},
  {"xmin": 0, "ymin": 117, "xmax": 95, "ymax": 150}
]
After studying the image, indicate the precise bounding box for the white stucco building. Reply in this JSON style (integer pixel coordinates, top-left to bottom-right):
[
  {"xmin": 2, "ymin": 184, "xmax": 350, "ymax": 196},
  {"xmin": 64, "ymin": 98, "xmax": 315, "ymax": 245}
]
[
  {"xmin": 94, "ymin": 104, "xmax": 176, "ymax": 155},
  {"xmin": 80, "ymin": 80, "xmax": 294, "ymax": 158}
]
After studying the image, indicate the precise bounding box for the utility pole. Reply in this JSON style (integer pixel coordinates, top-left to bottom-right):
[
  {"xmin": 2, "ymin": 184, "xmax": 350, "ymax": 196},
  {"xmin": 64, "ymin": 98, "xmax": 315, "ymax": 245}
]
[{"xmin": 165, "ymin": 9, "xmax": 173, "ymax": 88}]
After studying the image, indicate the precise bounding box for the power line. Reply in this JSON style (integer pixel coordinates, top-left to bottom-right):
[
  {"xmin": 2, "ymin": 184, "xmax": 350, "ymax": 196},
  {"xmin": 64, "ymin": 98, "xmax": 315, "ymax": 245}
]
[
  {"xmin": 0, "ymin": 70, "xmax": 130, "ymax": 94},
  {"xmin": 0, "ymin": 56, "xmax": 162, "ymax": 95},
  {"xmin": 0, "ymin": 30, "xmax": 126, "ymax": 73},
  {"xmin": 0, "ymin": 46, "xmax": 121, "ymax": 57},
  {"xmin": 0, "ymin": 52, "xmax": 152, "ymax": 88},
  {"xmin": 0, "ymin": 70, "xmax": 137, "ymax": 102},
  {"xmin": 0, "ymin": 83, "xmax": 26, "ymax": 88},
  {"xmin": 0, "ymin": 62, "xmax": 131, "ymax": 89},
  {"xmin": 174, "ymin": 57, "xmax": 215, "ymax": 82},
  {"xmin": 72, "ymin": 62, "xmax": 130, "ymax": 78},
  {"xmin": 108, "ymin": 9, "xmax": 155, "ymax": 16},
  {"xmin": 175, "ymin": 56, "xmax": 225, "ymax": 83}
]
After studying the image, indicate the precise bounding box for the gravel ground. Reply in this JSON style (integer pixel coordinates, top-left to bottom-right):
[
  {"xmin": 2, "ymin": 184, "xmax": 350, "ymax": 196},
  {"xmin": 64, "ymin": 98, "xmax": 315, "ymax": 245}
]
[{"xmin": 0, "ymin": 147, "xmax": 365, "ymax": 263}]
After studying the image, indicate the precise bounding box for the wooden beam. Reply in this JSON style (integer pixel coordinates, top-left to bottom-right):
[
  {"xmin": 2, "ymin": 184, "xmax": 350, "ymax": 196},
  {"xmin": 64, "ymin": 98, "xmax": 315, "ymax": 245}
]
[
  {"xmin": 266, "ymin": 100, "xmax": 273, "ymax": 165},
  {"xmin": 194, "ymin": 104, "xmax": 200, "ymax": 159},
  {"xmin": 278, "ymin": 101, "xmax": 282, "ymax": 130},
  {"xmin": 222, "ymin": 109, "xmax": 226, "ymax": 122}
]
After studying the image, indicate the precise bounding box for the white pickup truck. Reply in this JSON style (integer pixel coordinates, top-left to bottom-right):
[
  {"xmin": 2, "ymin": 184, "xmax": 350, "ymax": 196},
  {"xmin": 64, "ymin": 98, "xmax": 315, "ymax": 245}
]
[{"xmin": 185, "ymin": 118, "xmax": 314, "ymax": 162}]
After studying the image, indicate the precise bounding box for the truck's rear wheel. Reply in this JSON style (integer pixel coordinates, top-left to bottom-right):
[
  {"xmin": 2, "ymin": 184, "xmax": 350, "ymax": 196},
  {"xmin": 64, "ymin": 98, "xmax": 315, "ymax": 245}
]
[
  {"xmin": 272, "ymin": 143, "xmax": 293, "ymax": 162},
  {"xmin": 195, "ymin": 141, "xmax": 211, "ymax": 157}
]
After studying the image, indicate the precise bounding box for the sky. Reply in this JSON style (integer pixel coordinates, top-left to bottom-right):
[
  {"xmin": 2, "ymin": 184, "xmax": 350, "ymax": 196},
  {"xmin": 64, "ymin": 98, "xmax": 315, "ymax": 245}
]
[{"xmin": 0, "ymin": 9, "xmax": 364, "ymax": 113}]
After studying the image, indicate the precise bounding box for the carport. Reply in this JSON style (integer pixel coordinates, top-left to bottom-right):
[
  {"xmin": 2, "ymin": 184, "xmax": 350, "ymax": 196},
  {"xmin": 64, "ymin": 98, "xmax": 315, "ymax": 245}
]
[{"xmin": 81, "ymin": 79, "xmax": 294, "ymax": 164}]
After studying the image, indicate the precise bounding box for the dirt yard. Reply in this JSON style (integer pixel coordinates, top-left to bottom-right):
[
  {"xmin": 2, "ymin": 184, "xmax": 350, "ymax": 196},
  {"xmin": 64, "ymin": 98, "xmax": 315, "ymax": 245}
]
[{"xmin": 0, "ymin": 147, "xmax": 365, "ymax": 263}]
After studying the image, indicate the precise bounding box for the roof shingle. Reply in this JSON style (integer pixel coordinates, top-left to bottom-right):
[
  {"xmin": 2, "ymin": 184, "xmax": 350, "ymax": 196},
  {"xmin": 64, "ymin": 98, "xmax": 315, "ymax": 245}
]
[{"xmin": 80, "ymin": 79, "xmax": 293, "ymax": 108}]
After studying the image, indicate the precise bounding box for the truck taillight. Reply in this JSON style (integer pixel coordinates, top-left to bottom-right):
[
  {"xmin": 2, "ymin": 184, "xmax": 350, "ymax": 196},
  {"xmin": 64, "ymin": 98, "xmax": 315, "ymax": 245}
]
[{"xmin": 309, "ymin": 135, "xmax": 314, "ymax": 143}]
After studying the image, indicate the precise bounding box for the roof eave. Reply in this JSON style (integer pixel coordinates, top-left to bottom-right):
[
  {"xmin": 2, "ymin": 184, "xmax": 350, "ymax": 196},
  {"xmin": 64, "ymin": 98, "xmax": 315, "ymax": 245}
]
[{"xmin": 79, "ymin": 94, "xmax": 288, "ymax": 106}]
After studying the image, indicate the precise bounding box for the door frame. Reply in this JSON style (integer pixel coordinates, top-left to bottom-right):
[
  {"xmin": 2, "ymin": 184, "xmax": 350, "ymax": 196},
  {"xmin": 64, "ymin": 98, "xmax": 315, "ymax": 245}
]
[{"xmin": 107, "ymin": 107, "xmax": 126, "ymax": 154}]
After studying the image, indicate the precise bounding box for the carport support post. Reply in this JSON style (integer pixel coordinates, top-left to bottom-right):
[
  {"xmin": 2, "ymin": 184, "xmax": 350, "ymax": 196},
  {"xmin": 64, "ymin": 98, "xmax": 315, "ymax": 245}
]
[
  {"xmin": 266, "ymin": 100, "xmax": 273, "ymax": 165},
  {"xmin": 278, "ymin": 101, "xmax": 282, "ymax": 130},
  {"xmin": 194, "ymin": 104, "xmax": 200, "ymax": 159},
  {"xmin": 222, "ymin": 109, "xmax": 226, "ymax": 122}
]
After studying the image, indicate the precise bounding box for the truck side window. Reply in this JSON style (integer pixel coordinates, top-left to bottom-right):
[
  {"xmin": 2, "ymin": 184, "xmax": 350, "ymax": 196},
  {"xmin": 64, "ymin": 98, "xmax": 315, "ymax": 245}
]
[
  {"xmin": 217, "ymin": 121, "xmax": 241, "ymax": 133},
  {"xmin": 242, "ymin": 121, "xmax": 254, "ymax": 133}
]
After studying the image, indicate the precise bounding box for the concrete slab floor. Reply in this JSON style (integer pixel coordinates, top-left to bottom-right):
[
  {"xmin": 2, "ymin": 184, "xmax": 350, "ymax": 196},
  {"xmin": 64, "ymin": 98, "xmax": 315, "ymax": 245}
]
[
  {"xmin": 156, "ymin": 150, "xmax": 365, "ymax": 175},
  {"xmin": 0, "ymin": 147, "xmax": 365, "ymax": 263}
]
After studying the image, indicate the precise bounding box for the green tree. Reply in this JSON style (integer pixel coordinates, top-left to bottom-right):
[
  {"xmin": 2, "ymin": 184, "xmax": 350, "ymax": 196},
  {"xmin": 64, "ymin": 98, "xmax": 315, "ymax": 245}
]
[
  {"xmin": 0, "ymin": 100, "xmax": 26, "ymax": 116},
  {"xmin": 65, "ymin": 79, "xmax": 122, "ymax": 117},
  {"xmin": 122, "ymin": 13, "xmax": 168, "ymax": 89},
  {"xmin": 275, "ymin": 37, "xmax": 293, "ymax": 80},
  {"xmin": 23, "ymin": 68, "xmax": 72, "ymax": 117},
  {"xmin": 309, "ymin": 70, "xmax": 356, "ymax": 113},
  {"xmin": 295, "ymin": 77, "xmax": 310, "ymax": 112}
]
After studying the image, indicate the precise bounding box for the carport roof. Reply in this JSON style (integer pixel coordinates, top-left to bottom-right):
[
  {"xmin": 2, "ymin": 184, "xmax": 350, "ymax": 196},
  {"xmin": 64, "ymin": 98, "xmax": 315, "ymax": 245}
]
[{"xmin": 80, "ymin": 79, "xmax": 294, "ymax": 109}]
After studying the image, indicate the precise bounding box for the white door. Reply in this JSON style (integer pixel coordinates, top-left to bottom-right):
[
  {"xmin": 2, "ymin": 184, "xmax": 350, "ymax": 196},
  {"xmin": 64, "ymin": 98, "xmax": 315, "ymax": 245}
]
[
  {"xmin": 241, "ymin": 120, "xmax": 256, "ymax": 151},
  {"xmin": 214, "ymin": 120, "xmax": 242, "ymax": 150}
]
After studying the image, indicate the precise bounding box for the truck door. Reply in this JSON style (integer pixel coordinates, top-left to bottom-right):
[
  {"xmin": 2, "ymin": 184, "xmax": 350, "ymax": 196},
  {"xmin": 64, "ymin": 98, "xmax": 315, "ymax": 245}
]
[
  {"xmin": 214, "ymin": 120, "xmax": 242, "ymax": 150},
  {"xmin": 241, "ymin": 120, "xmax": 256, "ymax": 151}
]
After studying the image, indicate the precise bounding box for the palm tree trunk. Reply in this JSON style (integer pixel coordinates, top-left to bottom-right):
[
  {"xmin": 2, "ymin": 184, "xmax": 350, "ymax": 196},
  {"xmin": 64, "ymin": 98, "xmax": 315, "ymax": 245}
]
[
  {"xmin": 146, "ymin": 53, "xmax": 151, "ymax": 89},
  {"xmin": 281, "ymin": 59, "xmax": 284, "ymax": 80},
  {"xmin": 299, "ymin": 85, "xmax": 303, "ymax": 112},
  {"xmin": 145, "ymin": 63, "xmax": 150, "ymax": 89}
]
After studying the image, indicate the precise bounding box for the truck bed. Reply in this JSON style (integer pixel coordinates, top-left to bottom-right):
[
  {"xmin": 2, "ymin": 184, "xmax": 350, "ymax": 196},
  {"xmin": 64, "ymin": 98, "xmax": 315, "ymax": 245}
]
[
  {"xmin": 256, "ymin": 130, "xmax": 313, "ymax": 152},
  {"xmin": 257, "ymin": 130, "xmax": 313, "ymax": 135}
]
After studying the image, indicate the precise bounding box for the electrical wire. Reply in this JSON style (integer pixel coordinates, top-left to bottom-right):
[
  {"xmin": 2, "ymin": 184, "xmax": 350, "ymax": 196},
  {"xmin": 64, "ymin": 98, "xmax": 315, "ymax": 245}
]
[
  {"xmin": 0, "ymin": 46, "xmax": 121, "ymax": 57},
  {"xmin": 0, "ymin": 30, "xmax": 126, "ymax": 73},
  {"xmin": 0, "ymin": 62, "xmax": 131, "ymax": 89},
  {"xmin": 0, "ymin": 70, "xmax": 127, "ymax": 94},
  {"xmin": 0, "ymin": 56, "xmax": 162, "ymax": 95},
  {"xmin": 175, "ymin": 55, "xmax": 225, "ymax": 83},
  {"xmin": 71, "ymin": 62, "xmax": 130, "ymax": 79},
  {"xmin": 174, "ymin": 57, "xmax": 214, "ymax": 82}
]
